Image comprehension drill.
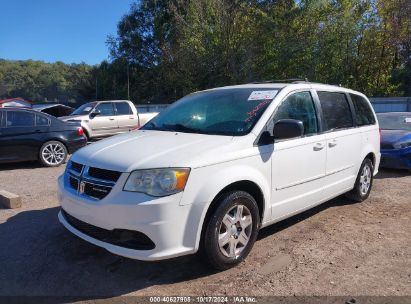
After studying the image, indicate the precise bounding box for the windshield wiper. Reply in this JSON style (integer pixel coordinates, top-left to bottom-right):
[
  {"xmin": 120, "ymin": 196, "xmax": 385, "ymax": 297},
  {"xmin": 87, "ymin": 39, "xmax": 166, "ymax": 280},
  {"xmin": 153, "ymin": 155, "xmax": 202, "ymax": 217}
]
[
  {"xmin": 161, "ymin": 123, "xmax": 204, "ymax": 133},
  {"xmin": 143, "ymin": 121, "xmax": 163, "ymax": 131}
]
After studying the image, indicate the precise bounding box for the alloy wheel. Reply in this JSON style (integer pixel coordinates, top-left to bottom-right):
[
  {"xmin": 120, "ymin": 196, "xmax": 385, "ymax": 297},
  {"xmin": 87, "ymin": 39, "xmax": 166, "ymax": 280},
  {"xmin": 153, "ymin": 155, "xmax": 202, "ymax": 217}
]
[
  {"xmin": 218, "ymin": 204, "xmax": 253, "ymax": 258},
  {"xmin": 42, "ymin": 143, "xmax": 66, "ymax": 166},
  {"xmin": 359, "ymin": 164, "xmax": 372, "ymax": 196}
]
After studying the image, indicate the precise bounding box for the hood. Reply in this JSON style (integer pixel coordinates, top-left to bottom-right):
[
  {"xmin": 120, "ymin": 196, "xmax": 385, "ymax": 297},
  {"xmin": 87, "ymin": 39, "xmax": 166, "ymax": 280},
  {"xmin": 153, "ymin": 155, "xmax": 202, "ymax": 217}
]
[
  {"xmin": 380, "ymin": 129, "xmax": 411, "ymax": 144},
  {"xmin": 70, "ymin": 130, "xmax": 245, "ymax": 172},
  {"xmin": 59, "ymin": 115, "xmax": 88, "ymax": 122}
]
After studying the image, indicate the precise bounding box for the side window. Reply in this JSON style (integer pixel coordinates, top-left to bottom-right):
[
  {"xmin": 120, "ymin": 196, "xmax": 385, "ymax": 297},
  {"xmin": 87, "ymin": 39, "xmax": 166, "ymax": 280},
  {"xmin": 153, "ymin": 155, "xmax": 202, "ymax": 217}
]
[
  {"xmin": 273, "ymin": 91, "xmax": 318, "ymax": 136},
  {"xmin": 36, "ymin": 114, "xmax": 50, "ymax": 126},
  {"xmin": 0, "ymin": 111, "xmax": 3, "ymax": 127},
  {"xmin": 6, "ymin": 111, "xmax": 35, "ymax": 127},
  {"xmin": 318, "ymin": 92, "xmax": 353, "ymax": 131},
  {"xmin": 95, "ymin": 103, "xmax": 115, "ymax": 116},
  {"xmin": 114, "ymin": 102, "xmax": 132, "ymax": 115},
  {"xmin": 350, "ymin": 94, "xmax": 376, "ymax": 126}
]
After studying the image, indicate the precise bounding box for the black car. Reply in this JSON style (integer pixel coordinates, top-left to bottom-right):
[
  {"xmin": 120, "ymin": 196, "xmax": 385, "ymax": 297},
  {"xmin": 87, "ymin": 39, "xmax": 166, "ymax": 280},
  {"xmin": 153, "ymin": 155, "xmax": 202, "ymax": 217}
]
[{"xmin": 0, "ymin": 108, "xmax": 87, "ymax": 167}]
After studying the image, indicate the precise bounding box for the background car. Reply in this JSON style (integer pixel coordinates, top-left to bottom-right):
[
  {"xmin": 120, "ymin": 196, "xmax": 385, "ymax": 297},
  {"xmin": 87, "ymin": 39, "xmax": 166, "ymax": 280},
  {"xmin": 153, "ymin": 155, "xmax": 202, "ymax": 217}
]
[
  {"xmin": 0, "ymin": 98, "xmax": 31, "ymax": 108},
  {"xmin": 32, "ymin": 103, "xmax": 75, "ymax": 118},
  {"xmin": 377, "ymin": 112, "xmax": 411, "ymax": 171},
  {"xmin": 58, "ymin": 100, "xmax": 158, "ymax": 140},
  {"xmin": 0, "ymin": 108, "xmax": 87, "ymax": 167}
]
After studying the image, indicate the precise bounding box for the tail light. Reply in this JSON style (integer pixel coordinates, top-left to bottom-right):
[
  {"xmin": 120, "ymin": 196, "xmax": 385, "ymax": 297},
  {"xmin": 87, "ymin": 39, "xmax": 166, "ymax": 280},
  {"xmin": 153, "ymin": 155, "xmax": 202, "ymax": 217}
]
[{"xmin": 77, "ymin": 127, "xmax": 85, "ymax": 137}]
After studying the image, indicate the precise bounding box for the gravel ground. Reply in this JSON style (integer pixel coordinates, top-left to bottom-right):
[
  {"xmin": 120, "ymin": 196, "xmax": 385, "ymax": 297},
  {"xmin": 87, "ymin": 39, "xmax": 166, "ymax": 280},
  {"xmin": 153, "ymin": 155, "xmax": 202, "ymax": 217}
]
[{"xmin": 0, "ymin": 161, "xmax": 410, "ymax": 298}]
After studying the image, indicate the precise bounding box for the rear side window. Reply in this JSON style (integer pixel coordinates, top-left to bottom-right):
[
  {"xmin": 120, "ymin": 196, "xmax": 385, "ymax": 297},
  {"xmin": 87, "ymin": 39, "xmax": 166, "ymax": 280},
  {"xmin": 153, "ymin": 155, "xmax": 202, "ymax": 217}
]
[
  {"xmin": 273, "ymin": 91, "xmax": 318, "ymax": 135},
  {"xmin": 36, "ymin": 114, "xmax": 50, "ymax": 126},
  {"xmin": 115, "ymin": 102, "xmax": 132, "ymax": 115},
  {"xmin": 95, "ymin": 103, "xmax": 115, "ymax": 116},
  {"xmin": 6, "ymin": 111, "xmax": 35, "ymax": 127},
  {"xmin": 318, "ymin": 92, "xmax": 353, "ymax": 131},
  {"xmin": 350, "ymin": 94, "xmax": 376, "ymax": 126}
]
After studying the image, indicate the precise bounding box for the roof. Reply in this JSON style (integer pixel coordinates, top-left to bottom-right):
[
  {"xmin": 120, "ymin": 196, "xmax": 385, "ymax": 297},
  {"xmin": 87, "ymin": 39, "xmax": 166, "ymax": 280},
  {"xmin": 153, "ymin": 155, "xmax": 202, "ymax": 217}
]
[
  {"xmin": 206, "ymin": 81, "xmax": 357, "ymax": 93},
  {"xmin": 94, "ymin": 100, "xmax": 133, "ymax": 103}
]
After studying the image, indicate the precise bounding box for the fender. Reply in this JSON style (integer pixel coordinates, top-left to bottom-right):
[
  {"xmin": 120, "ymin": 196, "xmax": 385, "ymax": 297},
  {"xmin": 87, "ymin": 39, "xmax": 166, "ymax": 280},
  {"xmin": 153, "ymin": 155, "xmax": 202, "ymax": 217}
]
[{"xmin": 180, "ymin": 158, "xmax": 271, "ymax": 251}]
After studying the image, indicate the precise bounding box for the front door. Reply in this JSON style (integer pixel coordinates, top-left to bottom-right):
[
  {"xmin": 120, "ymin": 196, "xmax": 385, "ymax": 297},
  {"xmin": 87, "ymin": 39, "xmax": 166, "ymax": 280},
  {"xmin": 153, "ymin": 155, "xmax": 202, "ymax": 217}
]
[
  {"xmin": 88, "ymin": 102, "xmax": 118, "ymax": 136},
  {"xmin": 270, "ymin": 91, "xmax": 327, "ymax": 221}
]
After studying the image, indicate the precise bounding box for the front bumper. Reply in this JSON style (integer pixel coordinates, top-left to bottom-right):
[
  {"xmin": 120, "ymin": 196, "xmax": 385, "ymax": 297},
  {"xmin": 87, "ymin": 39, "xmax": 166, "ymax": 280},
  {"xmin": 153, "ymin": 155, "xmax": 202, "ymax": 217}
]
[
  {"xmin": 380, "ymin": 147, "xmax": 411, "ymax": 170},
  {"xmin": 57, "ymin": 175, "xmax": 198, "ymax": 260}
]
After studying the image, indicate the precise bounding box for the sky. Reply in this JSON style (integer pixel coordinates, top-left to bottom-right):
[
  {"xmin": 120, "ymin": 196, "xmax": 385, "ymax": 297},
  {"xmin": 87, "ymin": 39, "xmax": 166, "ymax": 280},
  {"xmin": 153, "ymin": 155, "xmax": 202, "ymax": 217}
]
[{"xmin": 0, "ymin": 0, "xmax": 135, "ymax": 65}]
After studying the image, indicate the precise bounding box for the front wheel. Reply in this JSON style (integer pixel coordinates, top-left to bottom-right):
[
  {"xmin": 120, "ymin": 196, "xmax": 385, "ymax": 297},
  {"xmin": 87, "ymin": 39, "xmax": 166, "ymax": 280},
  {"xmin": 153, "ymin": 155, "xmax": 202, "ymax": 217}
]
[
  {"xmin": 345, "ymin": 158, "xmax": 374, "ymax": 202},
  {"xmin": 204, "ymin": 191, "xmax": 260, "ymax": 270},
  {"xmin": 39, "ymin": 141, "xmax": 68, "ymax": 167}
]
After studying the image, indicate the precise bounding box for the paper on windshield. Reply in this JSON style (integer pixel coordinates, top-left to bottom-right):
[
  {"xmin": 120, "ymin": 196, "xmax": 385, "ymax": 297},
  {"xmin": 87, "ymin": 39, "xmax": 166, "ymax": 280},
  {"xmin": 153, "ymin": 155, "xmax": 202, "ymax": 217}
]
[
  {"xmin": 405, "ymin": 117, "xmax": 411, "ymax": 123},
  {"xmin": 84, "ymin": 107, "xmax": 92, "ymax": 112},
  {"xmin": 248, "ymin": 90, "xmax": 278, "ymax": 101}
]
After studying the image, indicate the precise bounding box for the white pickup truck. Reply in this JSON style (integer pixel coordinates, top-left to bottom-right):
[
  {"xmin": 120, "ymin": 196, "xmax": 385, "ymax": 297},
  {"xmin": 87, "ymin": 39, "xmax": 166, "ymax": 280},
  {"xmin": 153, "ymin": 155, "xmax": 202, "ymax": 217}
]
[{"xmin": 59, "ymin": 100, "xmax": 158, "ymax": 140}]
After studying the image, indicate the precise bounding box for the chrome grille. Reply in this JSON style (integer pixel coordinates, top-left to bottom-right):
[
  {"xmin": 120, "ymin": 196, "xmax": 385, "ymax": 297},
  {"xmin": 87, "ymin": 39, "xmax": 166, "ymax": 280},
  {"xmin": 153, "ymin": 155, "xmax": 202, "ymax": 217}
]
[
  {"xmin": 88, "ymin": 167, "xmax": 121, "ymax": 182},
  {"xmin": 70, "ymin": 161, "xmax": 84, "ymax": 173},
  {"xmin": 66, "ymin": 162, "xmax": 121, "ymax": 200}
]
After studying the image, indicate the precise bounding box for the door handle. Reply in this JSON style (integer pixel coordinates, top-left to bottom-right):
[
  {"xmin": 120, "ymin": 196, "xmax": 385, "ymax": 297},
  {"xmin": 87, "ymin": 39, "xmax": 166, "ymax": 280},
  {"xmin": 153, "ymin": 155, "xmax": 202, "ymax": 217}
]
[
  {"xmin": 109, "ymin": 118, "xmax": 115, "ymax": 121},
  {"xmin": 313, "ymin": 143, "xmax": 324, "ymax": 151},
  {"xmin": 129, "ymin": 117, "xmax": 135, "ymax": 119},
  {"xmin": 328, "ymin": 140, "xmax": 337, "ymax": 148}
]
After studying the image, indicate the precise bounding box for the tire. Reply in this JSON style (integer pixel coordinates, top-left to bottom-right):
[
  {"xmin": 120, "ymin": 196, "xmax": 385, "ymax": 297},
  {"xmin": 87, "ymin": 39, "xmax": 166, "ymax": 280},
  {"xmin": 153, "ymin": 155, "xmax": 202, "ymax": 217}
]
[
  {"xmin": 83, "ymin": 129, "xmax": 91, "ymax": 143},
  {"xmin": 345, "ymin": 158, "xmax": 374, "ymax": 202},
  {"xmin": 39, "ymin": 140, "xmax": 68, "ymax": 167},
  {"xmin": 204, "ymin": 191, "xmax": 260, "ymax": 270}
]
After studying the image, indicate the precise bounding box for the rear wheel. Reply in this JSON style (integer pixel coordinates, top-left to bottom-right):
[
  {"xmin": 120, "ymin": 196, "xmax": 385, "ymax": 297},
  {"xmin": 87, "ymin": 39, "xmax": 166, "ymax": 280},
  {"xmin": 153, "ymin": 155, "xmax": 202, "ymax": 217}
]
[
  {"xmin": 39, "ymin": 141, "xmax": 67, "ymax": 167},
  {"xmin": 345, "ymin": 158, "xmax": 374, "ymax": 202},
  {"xmin": 203, "ymin": 191, "xmax": 260, "ymax": 270}
]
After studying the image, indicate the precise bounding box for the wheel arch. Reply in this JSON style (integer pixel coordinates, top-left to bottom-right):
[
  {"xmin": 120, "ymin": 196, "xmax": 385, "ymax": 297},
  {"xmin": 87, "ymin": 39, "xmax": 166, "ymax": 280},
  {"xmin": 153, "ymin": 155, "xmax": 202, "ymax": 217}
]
[
  {"xmin": 39, "ymin": 138, "xmax": 69, "ymax": 159},
  {"xmin": 198, "ymin": 180, "xmax": 265, "ymax": 251},
  {"xmin": 365, "ymin": 152, "xmax": 376, "ymax": 166}
]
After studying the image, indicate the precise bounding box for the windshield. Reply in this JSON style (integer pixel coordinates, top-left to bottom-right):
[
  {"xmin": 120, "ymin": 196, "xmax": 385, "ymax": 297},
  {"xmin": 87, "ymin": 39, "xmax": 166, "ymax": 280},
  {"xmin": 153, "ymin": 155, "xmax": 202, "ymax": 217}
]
[
  {"xmin": 141, "ymin": 88, "xmax": 279, "ymax": 136},
  {"xmin": 71, "ymin": 102, "xmax": 96, "ymax": 116},
  {"xmin": 377, "ymin": 114, "xmax": 411, "ymax": 131}
]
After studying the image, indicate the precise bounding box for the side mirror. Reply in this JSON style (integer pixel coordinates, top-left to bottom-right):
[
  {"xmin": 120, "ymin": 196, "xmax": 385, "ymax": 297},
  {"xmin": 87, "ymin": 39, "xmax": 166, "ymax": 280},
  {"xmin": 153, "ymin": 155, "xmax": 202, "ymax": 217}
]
[
  {"xmin": 90, "ymin": 109, "xmax": 101, "ymax": 118},
  {"xmin": 272, "ymin": 119, "xmax": 304, "ymax": 140}
]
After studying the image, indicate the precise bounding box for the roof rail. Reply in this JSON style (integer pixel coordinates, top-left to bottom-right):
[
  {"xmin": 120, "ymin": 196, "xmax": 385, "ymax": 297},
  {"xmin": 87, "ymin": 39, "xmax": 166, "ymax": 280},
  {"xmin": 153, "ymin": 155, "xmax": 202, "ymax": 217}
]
[{"xmin": 249, "ymin": 78, "xmax": 310, "ymax": 84}]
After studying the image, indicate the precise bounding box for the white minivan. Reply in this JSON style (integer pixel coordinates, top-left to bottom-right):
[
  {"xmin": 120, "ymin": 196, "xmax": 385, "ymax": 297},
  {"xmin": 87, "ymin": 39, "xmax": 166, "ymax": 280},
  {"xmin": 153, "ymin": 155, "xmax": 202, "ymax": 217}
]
[{"xmin": 58, "ymin": 82, "xmax": 380, "ymax": 269}]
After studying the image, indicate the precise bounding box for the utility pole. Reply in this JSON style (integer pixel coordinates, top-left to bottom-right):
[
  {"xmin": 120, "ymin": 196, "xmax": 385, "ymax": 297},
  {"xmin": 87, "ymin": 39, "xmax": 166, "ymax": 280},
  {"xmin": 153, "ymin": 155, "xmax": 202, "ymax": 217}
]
[{"xmin": 127, "ymin": 63, "xmax": 130, "ymax": 100}]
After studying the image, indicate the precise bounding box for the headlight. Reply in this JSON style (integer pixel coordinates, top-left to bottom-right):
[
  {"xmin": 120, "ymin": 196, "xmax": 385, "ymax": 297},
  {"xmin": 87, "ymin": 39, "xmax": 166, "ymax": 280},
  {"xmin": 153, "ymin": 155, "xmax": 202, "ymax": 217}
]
[{"xmin": 123, "ymin": 168, "xmax": 190, "ymax": 196}]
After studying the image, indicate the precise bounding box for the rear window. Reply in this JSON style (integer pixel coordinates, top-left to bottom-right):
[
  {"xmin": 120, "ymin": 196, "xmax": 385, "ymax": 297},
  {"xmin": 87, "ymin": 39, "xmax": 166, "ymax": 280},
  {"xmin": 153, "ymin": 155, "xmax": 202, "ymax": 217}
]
[
  {"xmin": 318, "ymin": 92, "xmax": 353, "ymax": 131},
  {"xmin": 36, "ymin": 114, "xmax": 50, "ymax": 126},
  {"xmin": 350, "ymin": 94, "xmax": 376, "ymax": 126},
  {"xmin": 377, "ymin": 114, "xmax": 411, "ymax": 131},
  {"xmin": 115, "ymin": 102, "xmax": 132, "ymax": 115},
  {"xmin": 6, "ymin": 111, "xmax": 35, "ymax": 127}
]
